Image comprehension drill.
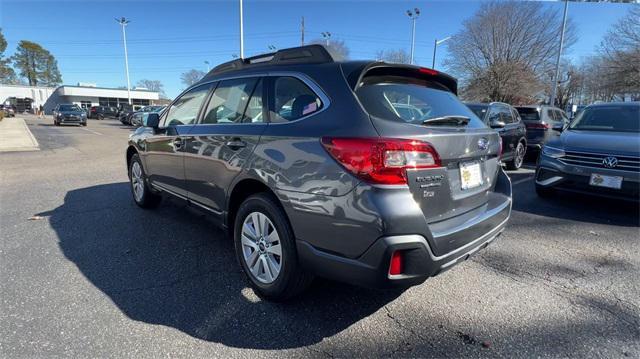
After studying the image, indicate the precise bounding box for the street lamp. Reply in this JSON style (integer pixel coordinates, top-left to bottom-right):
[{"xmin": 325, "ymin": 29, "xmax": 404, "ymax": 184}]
[
  {"xmin": 432, "ymin": 36, "xmax": 451, "ymax": 69},
  {"xmin": 406, "ymin": 8, "xmax": 420, "ymax": 64},
  {"xmin": 115, "ymin": 17, "xmax": 132, "ymax": 105},
  {"xmin": 549, "ymin": 0, "xmax": 569, "ymax": 107},
  {"xmin": 239, "ymin": 0, "xmax": 244, "ymax": 58},
  {"xmin": 204, "ymin": 61, "xmax": 210, "ymax": 72},
  {"xmin": 321, "ymin": 32, "xmax": 331, "ymax": 47}
]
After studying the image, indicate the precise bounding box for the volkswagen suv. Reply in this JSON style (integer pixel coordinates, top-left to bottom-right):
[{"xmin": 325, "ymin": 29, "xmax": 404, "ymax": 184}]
[{"xmin": 125, "ymin": 45, "xmax": 512, "ymax": 300}]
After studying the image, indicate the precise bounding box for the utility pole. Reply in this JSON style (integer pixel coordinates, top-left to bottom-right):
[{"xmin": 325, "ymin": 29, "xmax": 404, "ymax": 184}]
[
  {"xmin": 549, "ymin": 0, "xmax": 569, "ymax": 107},
  {"xmin": 204, "ymin": 61, "xmax": 210, "ymax": 72},
  {"xmin": 115, "ymin": 17, "xmax": 132, "ymax": 105},
  {"xmin": 239, "ymin": 0, "xmax": 244, "ymax": 59},
  {"xmin": 407, "ymin": 8, "xmax": 420, "ymax": 65},
  {"xmin": 301, "ymin": 16, "xmax": 305, "ymax": 46}
]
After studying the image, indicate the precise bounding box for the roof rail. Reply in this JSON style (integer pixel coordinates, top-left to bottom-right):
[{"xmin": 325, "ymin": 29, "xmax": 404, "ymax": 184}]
[{"xmin": 207, "ymin": 44, "xmax": 335, "ymax": 77}]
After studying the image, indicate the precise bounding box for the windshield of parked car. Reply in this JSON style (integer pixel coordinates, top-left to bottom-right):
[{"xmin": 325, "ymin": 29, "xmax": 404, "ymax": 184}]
[
  {"xmin": 59, "ymin": 105, "xmax": 81, "ymax": 111},
  {"xmin": 569, "ymin": 105, "xmax": 640, "ymax": 133},
  {"xmin": 516, "ymin": 107, "xmax": 540, "ymax": 121},
  {"xmin": 356, "ymin": 77, "xmax": 485, "ymax": 128},
  {"xmin": 466, "ymin": 104, "xmax": 488, "ymax": 120}
]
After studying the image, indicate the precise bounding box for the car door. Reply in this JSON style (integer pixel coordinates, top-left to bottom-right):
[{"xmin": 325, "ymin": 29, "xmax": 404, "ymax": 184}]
[
  {"xmin": 143, "ymin": 83, "xmax": 213, "ymax": 198},
  {"xmin": 183, "ymin": 77, "xmax": 266, "ymax": 215},
  {"xmin": 497, "ymin": 104, "xmax": 518, "ymax": 160}
]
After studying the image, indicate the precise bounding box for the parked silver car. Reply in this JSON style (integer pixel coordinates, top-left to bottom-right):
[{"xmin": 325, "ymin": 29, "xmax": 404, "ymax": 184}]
[{"xmin": 535, "ymin": 102, "xmax": 639, "ymax": 201}]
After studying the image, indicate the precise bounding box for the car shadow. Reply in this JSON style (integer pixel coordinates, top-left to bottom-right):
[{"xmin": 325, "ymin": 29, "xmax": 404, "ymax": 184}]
[{"xmin": 39, "ymin": 182, "xmax": 402, "ymax": 349}]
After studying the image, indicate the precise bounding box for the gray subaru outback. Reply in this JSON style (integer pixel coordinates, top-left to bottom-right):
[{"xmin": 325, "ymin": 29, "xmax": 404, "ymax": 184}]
[{"xmin": 126, "ymin": 45, "xmax": 512, "ymax": 300}]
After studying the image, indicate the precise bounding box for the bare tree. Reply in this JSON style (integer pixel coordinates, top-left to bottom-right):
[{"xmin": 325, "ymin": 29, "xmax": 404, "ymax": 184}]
[
  {"xmin": 445, "ymin": 1, "xmax": 576, "ymax": 104},
  {"xmin": 136, "ymin": 79, "xmax": 167, "ymax": 98},
  {"xmin": 310, "ymin": 39, "xmax": 350, "ymax": 60},
  {"xmin": 180, "ymin": 69, "xmax": 206, "ymax": 88},
  {"xmin": 375, "ymin": 48, "xmax": 411, "ymax": 64},
  {"xmin": 598, "ymin": 5, "xmax": 640, "ymax": 98}
]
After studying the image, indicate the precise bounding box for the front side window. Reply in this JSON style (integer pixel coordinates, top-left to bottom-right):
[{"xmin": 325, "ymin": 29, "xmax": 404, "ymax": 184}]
[
  {"xmin": 500, "ymin": 106, "xmax": 514, "ymax": 123},
  {"xmin": 201, "ymin": 78, "xmax": 262, "ymax": 124},
  {"xmin": 272, "ymin": 77, "xmax": 322, "ymax": 122},
  {"xmin": 569, "ymin": 105, "xmax": 639, "ymax": 133},
  {"xmin": 162, "ymin": 84, "xmax": 211, "ymax": 127},
  {"xmin": 466, "ymin": 104, "xmax": 488, "ymax": 121}
]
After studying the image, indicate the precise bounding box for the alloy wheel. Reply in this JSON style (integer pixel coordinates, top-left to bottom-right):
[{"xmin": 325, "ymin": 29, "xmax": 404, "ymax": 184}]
[
  {"xmin": 241, "ymin": 212, "xmax": 282, "ymax": 284},
  {"xmin": 131, "ymin": 161, "xmax": 145, "ymax": 202},
  {"xmin": 515, "ymin": 143, "xmax": 525, "ymax": 169}
]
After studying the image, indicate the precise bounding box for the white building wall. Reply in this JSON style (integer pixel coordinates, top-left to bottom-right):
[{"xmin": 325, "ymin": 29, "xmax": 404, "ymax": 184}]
[{"xmin": 0, "ymin": 84, "xmax": 56, "ymax": 108}]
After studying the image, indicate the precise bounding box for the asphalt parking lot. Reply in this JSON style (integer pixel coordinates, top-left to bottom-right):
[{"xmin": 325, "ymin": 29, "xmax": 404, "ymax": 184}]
[{"xmin": 1, "ymin": 115, "xmax": 639, "ymax": 358}]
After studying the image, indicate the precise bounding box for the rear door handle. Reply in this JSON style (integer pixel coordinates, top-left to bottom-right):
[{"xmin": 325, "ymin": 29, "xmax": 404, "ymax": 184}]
[
  {"xmin": 173, "ymin": 137, "xmax": 184, "ymax": 149},
  {"xmin": 226, "ymin": 138, "xmax": 246, "ymax": 149}
]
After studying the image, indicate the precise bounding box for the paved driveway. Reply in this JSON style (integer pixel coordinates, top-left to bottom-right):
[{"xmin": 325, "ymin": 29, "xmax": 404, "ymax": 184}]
[{"xmin": 1, "ymin": 115, "xmax": 638, "ymax": 357}]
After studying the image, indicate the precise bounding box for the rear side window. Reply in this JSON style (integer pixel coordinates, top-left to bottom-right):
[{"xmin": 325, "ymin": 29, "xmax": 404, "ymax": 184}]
[
  {"xmin": 356, "ymin": 76, "xmax": 485, "ymax": 128},
  {"xmin": 271, "ymin": 77, "xmax": 322, "ymax": 122},
  {"xmin": 201, "ymin": 78, "xmax": 262, "ymax": 124},
  {"xmin": 499, "ymin": 106, "xmax": 514, "ymax": 124}
]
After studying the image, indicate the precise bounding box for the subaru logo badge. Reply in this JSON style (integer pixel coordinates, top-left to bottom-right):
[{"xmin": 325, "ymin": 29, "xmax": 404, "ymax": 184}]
[
  {"xmin": 477, "ymin": 138, "xmax": 489, "ymax": 150},
  {"xmin": 602, "ymin": 156, "xmax": 618, "ymax": 168}
]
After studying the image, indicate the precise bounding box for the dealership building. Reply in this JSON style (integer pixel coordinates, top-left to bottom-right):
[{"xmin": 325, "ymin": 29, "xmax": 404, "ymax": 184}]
[{"xmin": 0, "ymin": 83, "xmax": 161, "ymax": 114}]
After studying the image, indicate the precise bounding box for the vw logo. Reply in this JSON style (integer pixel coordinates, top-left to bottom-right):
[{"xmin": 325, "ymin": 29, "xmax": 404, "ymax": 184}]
[
  {"xmin": 477, "ymin": 138, "xmax": 489, "ymax": 150},
  {"xmin": 602, "ymin": 156, "xmax": 618, "ymax": 168}
]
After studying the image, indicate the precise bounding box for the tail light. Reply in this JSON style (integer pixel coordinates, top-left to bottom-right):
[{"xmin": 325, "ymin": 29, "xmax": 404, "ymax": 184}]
[
  {"xmin": 526, "ymin": 122, "xmax": 550, "ymax": 130},
  {"xmin": 389, "ymin": 251, "xmax": 403, "ymax": 275},
  {"xmin": 321, "ymin": 137, "xmax": 441, "ymax": 185}
]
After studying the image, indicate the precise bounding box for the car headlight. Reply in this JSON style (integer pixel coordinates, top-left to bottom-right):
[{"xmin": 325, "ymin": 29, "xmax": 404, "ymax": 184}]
[{"xmin": 542, "ymin": 145, "xmax": 565, "ymax": 158}]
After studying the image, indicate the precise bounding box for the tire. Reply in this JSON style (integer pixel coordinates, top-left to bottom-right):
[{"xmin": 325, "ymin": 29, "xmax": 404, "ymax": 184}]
[
  {"xmin": 234, "ymin": 193, "xmax": 313, "ymax": 301},
  {"xmin": 129, "ymin": 153, "xmax": 162, "ymax": 209},
  {"xmin": 97, "ymin": 114, "xmax": 104, "ymax": 121},
  {"xmin": 82, "ymin": 122, "xmax": 87, "ymax": 127},
  {"xmin": 535, "ymin": 183, "xmax": 554, "ymax": 198},
  {"xmin": 54, "ymin": 121, "xmax": 59, "ymax": 126},
  {"xmin": 506, "ymin": 141, "xmax": 526, "ymax": 170}
]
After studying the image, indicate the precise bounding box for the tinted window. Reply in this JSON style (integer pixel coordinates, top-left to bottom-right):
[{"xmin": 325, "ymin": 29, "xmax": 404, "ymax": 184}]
[
  {"xmin": 516, "ymin": 107, "xmax": 540, "ymax": 121},
  {"xmin": 487, "ymin": 106, "xmax": 501, "ymax": 125},
  {"xmin": 59, "ymin": 105, "xmax": 81, "ymax": 111},
  {"xmin": 466, "ymin": 104, "xmax": 488, "ymax": 121},
  {"xmin": 356, "ymin": 77, "xmax": 485, "ymax": 128},
  {"xmin": 511, "ymin": 108, "xmax": 521, "ymax": 122},
  {"xmin": 162, "ymin": 84, "xmax": 211, "ymax": 127},
  {"xmin": 272, "ymin": 77, "xmax": 322, "ymax": 122},
  {"xmin": 546, "ymin": 109, "xmax": 556, "ymax": 121},
  {"xmin": 499, "ymin": 106, "xmax": 514, "ymax": 123},
  {"xmin": 201, "ymin": 78, "xmax": 261, "ymax": 124},
  {"xmin": 569, "ymin": 105, "xmax": 639, "ymax": 133}
]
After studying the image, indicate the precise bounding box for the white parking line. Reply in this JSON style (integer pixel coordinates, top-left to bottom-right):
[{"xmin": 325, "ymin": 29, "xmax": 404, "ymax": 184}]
[
  {"xmin": 512, "ymin": 176, "xmax": 533, "ymax": 186},
  {"xmin": 81, "ymin": 128, "xmax": 103, "ymax": 135}
]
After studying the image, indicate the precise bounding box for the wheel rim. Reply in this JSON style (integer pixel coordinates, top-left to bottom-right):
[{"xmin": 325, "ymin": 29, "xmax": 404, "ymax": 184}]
[
  {"xmin": 241, "ymin": 212, "xmax": 282, "ymax": 284},
  {"xmin": 515, "ymin": 143, "xmax": 524, "ymax": 168},
  {"xmin": 131, "ymin": 162, "xmax": 145, "ymax": 202}
]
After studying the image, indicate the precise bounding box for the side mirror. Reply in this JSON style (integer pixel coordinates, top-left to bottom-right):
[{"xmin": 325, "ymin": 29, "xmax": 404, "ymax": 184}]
[
  {"xmin": 143, "ymin": 113, "xmax": 160, "ymax": 129},
  {"xmin": 490, "ymin": 120, "xmax": 506, "ymax": 129}
]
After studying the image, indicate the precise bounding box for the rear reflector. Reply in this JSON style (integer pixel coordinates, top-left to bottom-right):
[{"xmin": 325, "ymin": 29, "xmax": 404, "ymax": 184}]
[
  {"xmin": 389, "ymin": 251, "xmax": 403, "ymax": 275},
  {"xmin": 321, "ymin": 137, "xmax": 441, "ymax": 185}
]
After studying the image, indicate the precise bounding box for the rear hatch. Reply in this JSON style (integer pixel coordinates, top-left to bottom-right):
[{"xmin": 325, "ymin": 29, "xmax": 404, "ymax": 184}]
[
  {"xmin": 351, "ymin": 65, "xmax": 506, "ymax": 254},
  {"xmin": 516, "ymin": 106, "xmax": 547, "ymax": 143}
]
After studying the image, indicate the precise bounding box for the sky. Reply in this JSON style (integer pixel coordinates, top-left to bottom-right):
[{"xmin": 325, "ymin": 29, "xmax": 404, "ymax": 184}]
[{"xmin": 0, "ymin": 0, "xmax": 636, "ymax": 98}]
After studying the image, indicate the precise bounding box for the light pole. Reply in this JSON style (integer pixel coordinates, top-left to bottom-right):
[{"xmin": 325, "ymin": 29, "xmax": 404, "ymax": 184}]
[
  {"xmin": 239, "ymin": 0, "xmax": 244, "ymax": 58},
  {"xmin": 406, "ymin": 8, "xmax": 420, "ymax": 65},
  {"xmin": 432, "ymin": 36, "xmax": 451, "ymax": 69},
  {"xmin": 549, "ymin": 0, "xmax": 569, "ymax": 107},
  {"xmin": 204, "ymin": 61, "xmax": 210, "ymax": 72},
  {"xmin": 115, "ymin": 17, "xmax": 132, "ymax": 105},
  {"xmin": 321, "ymin": 32, "xmax": 331, "ymax": 47}
]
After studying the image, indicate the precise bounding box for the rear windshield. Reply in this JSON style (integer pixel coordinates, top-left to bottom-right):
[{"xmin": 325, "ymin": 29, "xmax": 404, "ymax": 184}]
[
  {"xmin": 466, "ymin": 104, "xmax": 488, "ymax": 120},
  {"xmin": 516, "ymin": 107, "xmax": 540, "ymax": 121},
  {"xmin": 570, "ymin": 105, "xmax": 639, "ymax": 133},
  {"xmin": 355, "ymin": 76, "xmax": 486, "ymax": 128}
]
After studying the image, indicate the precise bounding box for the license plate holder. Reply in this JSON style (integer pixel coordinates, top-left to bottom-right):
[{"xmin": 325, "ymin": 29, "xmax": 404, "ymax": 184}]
[
  {"xmin": 589, "ymin": 173, "xmax": 622, "ymax": 189},
  {"xmin": 460, "ymin": 161, "xmax": 483, "ymax": 190}
]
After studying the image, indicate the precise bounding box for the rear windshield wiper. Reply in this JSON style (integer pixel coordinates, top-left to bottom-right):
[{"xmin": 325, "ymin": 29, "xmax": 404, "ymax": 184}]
[{"xmin": 422, "ymin": 116, "xmax": 470, "ymax": 126}]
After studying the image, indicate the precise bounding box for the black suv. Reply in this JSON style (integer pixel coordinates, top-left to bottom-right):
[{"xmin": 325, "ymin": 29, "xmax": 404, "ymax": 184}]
[
  {"xmin": 89, "ymin": 106, "xmax": 119, "ymax": 120},
  {"xmin": 126, "ymin": 45, "xmax": 512, "ymax": 300},
  {"xmin": 466, "ymin": 102, "xmax": 527, "ymax": 170}
]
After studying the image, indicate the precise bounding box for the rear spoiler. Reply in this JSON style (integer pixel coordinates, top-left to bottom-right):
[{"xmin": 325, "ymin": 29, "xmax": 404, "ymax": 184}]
[{"xmin": 344, "ymin": 62, "xmax": 458, "ymax": 95}]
